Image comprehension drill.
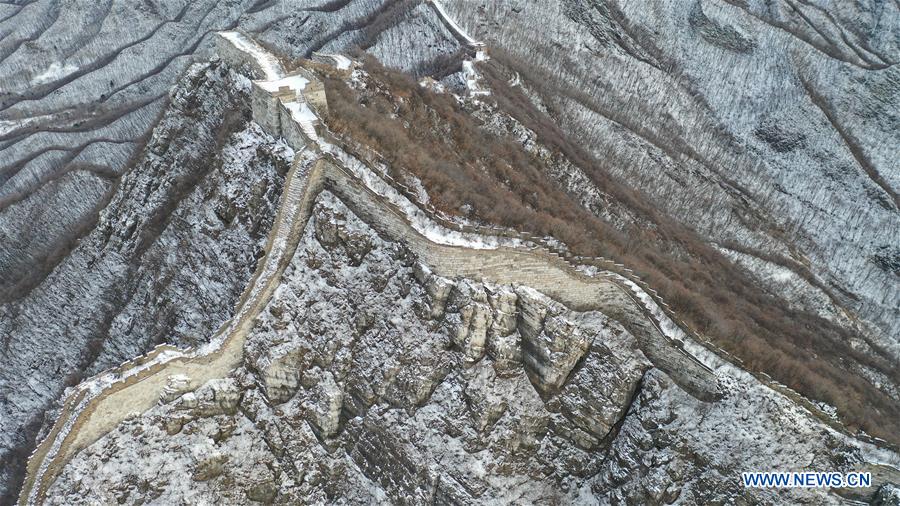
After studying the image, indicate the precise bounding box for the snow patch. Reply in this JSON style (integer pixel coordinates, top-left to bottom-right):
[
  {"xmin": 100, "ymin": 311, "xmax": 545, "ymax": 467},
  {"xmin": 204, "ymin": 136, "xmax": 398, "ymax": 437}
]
[
  {"xmin": 331, "ymin": 148, "xmax": 525, "ymax": 250},
  {"xmin": 219, "ymin": 31, "xmax": 284, "ymax": 81},
  {"xmin": 31, "ymin": 62, "xmax": 79, "ymax": 85},
  {"xmin": 462, "ymin": 60, "xmax": 490, "ymax": 96},
  {"xmin": 324, "ymin": 54, "xmax": 353, "ymax": 70},
  {"xmin": 284, "ymin": 101, "xmax": 317, "ymax": 124},
  {"xmin": 257, "ymin": 73, "xmax": 309, "ymax": 93}
]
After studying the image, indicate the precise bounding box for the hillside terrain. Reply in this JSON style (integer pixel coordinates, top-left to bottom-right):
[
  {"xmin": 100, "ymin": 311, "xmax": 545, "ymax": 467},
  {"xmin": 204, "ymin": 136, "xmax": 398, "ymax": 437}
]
[{"xmin": 0, "ymin": 0, "xmax": 897, "ymax": 504}]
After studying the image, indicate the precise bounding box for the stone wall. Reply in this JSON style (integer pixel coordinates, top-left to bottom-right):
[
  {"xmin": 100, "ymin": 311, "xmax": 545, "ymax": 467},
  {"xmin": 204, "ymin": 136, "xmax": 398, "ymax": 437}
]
[
  {"xmin": 20, "ymin": 155, "xmax": 320, "ymax": 505},
  {"xmin": 214, "ymin": 32, "xmax": 268, "ymax": 80},
  {"xmin": 293, "ymin": 66, "xmax": 328, "ymax": 115},
  {"xmin": 227, "ymin": 31, "xmax": 720, "ymax": 400},
  {"xmin": 250, "ymin": 84, "xmax": 282, "ymax": 138},
  {"xmin": 278, "ymin": 101, "xmax": 316, "ymax": 153},
  {"xmin": 315, "ymin": 159, "xmax": 720, "ymax": 401},
  {"xmin": 23, "ymin": 29, "xmax": 900, "ymax": 506},
  {"xmin": 142, "ymin": 30, "xmax": 900, "ymax": 451}
]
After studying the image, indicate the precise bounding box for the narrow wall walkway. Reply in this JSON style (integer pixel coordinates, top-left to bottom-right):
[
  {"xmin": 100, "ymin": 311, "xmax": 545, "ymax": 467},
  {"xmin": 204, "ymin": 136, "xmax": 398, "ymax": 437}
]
[{"xmin": 21, "ymin": 29, "xmax": 899, "ymax": 505}]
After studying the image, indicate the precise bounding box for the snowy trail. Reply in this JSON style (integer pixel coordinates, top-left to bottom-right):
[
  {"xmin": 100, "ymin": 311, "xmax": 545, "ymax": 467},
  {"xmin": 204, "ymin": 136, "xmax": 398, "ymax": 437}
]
[
  {"xmin": 219, "ymin": 31, "xmax": 284, "ymax": 80},
  {"xmin": 427, "ymin": 0, "xmax": 482, "ymax": 48}
]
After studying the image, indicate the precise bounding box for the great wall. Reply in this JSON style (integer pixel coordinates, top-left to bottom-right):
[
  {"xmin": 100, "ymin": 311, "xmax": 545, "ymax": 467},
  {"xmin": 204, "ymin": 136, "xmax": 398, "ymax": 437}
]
[{"xmin": 19, "ymin": 15, "xmax": 900, "ymax": 505}]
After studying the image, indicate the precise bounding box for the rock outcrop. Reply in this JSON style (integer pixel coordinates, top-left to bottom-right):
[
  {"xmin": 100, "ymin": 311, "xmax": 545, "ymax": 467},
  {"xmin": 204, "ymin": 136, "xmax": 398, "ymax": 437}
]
[
  {"xmin": 4, "ymin": 1, "xmax": 899, "ymax": 503},
  {"xmin": 0, "ymin": 60, "xmax": 290, "ymax": 500},
  {"xmin": 443, "ymin": 0, "xmax": 900, "ymax": 388},
  {"xmin": 44, "ymin": 189, "xmax": 898, "ymax": 505},
  {"xmin": 0, "ymin": 2, "xmax": 471, "ymax": 499}
]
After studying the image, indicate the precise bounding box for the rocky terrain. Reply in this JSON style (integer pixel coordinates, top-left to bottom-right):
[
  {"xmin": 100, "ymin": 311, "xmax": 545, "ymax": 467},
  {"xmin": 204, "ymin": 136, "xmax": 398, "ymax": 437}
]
[
  {"xmin": 41, "ymin": 191, "xmax": 900, "ymax": 505},
  {"xmin": 441, "ymin": 0, "xmax": 899, "ymax": 355},
  {"xmin": 0, "ymin": 0, "xmax": 898, "ymax": 504},
  {"xmin": 0, "ymin": 1, "xmax": 463, "ymax": 501},
  {"xmin": 0, "ymin": 59, "xmax": 291, "ymax": 500}
]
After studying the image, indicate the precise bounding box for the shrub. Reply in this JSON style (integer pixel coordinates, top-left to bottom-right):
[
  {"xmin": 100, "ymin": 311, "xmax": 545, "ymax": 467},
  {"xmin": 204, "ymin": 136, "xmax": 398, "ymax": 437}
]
[{"xmin": 320, "ymin": 56, "xmax": 900, "ymax": 444}]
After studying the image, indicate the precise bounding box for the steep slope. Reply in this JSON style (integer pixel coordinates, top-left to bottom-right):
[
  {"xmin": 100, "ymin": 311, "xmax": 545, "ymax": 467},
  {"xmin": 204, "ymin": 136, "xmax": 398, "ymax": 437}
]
[
  {"xmin": 0, "ymin": 0, "xmax": 249, "ymax": 300},
  {"xmin": 441, "ymin": 0, "xmax": 899, "ymax": 353},
  {"xmin": 41, "ymin": 175, "xmax": 900, "ymax": 506},
  {"xmin": 2, "ymin": 1, "xmax": 899, "ymax": 504},
  {"xmin": 20, "ymin": 33, "xmax": 900, "ymax": 505},
  {"xmin": 321, "ymin": 51, "xmax": 900, "ymax": 444},
  {"xmin": 0, "ymin": 1, "xmax": 468, "ymax": 501},
  {"xmin": 0, "ymin": 0, "xmax": 462, "ymax": 302},
  {"xmin": 0, "ymin": 61, "xmax": 290, "ymax": 503}
]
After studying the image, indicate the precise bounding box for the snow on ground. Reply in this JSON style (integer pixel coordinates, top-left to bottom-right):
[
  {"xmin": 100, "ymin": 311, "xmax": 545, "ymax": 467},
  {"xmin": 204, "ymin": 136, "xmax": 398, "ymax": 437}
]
[
  {"xmin": 332, "ymin": 54, "xmax": 352, "ymax": 70},
  {"xmin": 316, "ymin": 53, "xmax": 353, "ymax": 70},
  {"xmin": 27, "ymin": 37, "xmax": 900, "ymax": 499},
  {"xmin": 219, "ymin": 31, "xmax": 284, "ymax": 81},
  {"xmin": 31, "ymin": 62, "xmax": 79, "ymax": 85},
  {"xmin": 429, "ymin": 0, "xmax": 480, "ymax": 47},
  {"xmin": 285, "ymin": 102, "xmax": 319, "ymax": 140},
  {"xmin": 331, "ymin": 148, "xmax": 527, "ymax": 250},
  {"xmin": 0, "ymin": 119, "xmax": 28, "ymax": 136},
  {"xmin": 619, "ymin": 277, "xmax": 686, "ymax": 341},
  {"xmin": 462, "ymin": 60, "xmax": 490, "ymax": 96},
  {"xmin": 402, "ymin": 173, "xmax": 431, "ymax": 205},
  {"xmin": 257, "ymin": 73, "xmax": 308, "ymax": 93},
  {"xmin": 285, "ymin": 102, "xmax": 316, "ymax": 124},
  {"xmin": 26, "ymin": 345, "xmax": 186, "ymax": 505},
  {"xmin": 26, "ymin": 125, "xmax": 303, "ymax": 505}
]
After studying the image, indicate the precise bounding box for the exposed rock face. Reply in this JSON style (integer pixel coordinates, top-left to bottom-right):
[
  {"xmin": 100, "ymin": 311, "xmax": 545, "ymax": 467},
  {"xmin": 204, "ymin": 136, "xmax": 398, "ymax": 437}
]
[
  {"xmin": 45, "ymin": 190, "xmax": 892, "ymax": 505},
  {"xmin": 873, "ymin": 484, "xmax": 900, "ymax": 506},
  {"xmin": 0, "ymin": 3, "xmax": 472, "ymax": 497},
  {"xmin": 516, "ymin": 287, "xmax": 594, "ymax": 395},
  {"xmin": 45, "ymin": 387, "xmax": 276, "ymax": 506},
  {"xmin": 0, "ymin": 0, "xmax": 254, "ymax": 300},
  {"xmin": 0, "ymin": 61, "xmax": 291, "ymax": 498},
  {"xmin": 446, "ymin": 279, "xmax": 493, "ymax": 364},
  {"xmin": 4, "ymin": 0, "xmax": 899, "ymax": 503},
  {"xmin": 443, "ymin": 0, "xmax": 900, "ymax": 368},
  {"xmin": 0, "ymin": 0, "xmax": 466, "ymax": 337}
]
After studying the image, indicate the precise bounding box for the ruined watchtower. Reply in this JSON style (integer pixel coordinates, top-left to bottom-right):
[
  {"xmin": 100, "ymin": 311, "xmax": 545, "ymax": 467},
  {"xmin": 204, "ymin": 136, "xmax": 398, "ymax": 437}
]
[{"xmin": 215, "ymin": 31, "xmax": 329, "ymax": 151}]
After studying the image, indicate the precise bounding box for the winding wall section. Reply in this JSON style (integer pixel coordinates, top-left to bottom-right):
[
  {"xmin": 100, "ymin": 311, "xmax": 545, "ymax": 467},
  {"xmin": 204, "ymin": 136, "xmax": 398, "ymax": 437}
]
[{"xmin": 20, "ymin": 29, "xmax": 899, "ymax": 505}]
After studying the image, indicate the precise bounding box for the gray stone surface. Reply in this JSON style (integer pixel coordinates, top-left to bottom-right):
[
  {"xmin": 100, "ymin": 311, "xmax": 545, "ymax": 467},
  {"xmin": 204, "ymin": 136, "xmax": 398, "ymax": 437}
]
[
  {"xmin": 3, "ymin": 0, "xmax": 899, "ymax": 503},
  {"xmin": 443, "ymin": 0, "xmax": 900, "ymax": 356},
  {"xmin": 0, "ymin": 61, "xmax": 289, "ymax": 500},
  {"xmin": 46, "ymin": 188, "xmax": 894, "ymax": 505},
  {"xmin": 0, "ymin": 1, "xmax": 467, "ymax": 500}
]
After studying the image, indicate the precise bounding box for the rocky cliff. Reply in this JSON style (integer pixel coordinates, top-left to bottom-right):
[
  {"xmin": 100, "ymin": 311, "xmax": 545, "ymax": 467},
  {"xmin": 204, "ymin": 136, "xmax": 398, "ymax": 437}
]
[
  {"xmin": 42, "ymin": 190, "xmax": 899, "ymax": 505},
  {"xmin": 1, "ymin": 0, "xmax": 898, "ymax": 504},
  {"xmin": 0, "ymin": 1, "xmax": 467, "ymax": 501},
  {"xmin": 442, "ymin": 0, "xmax": 899, "ymax": 357},
  {"xmin": 0, "ymin": 60, "xmax": 290, "ymax": 501}
]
